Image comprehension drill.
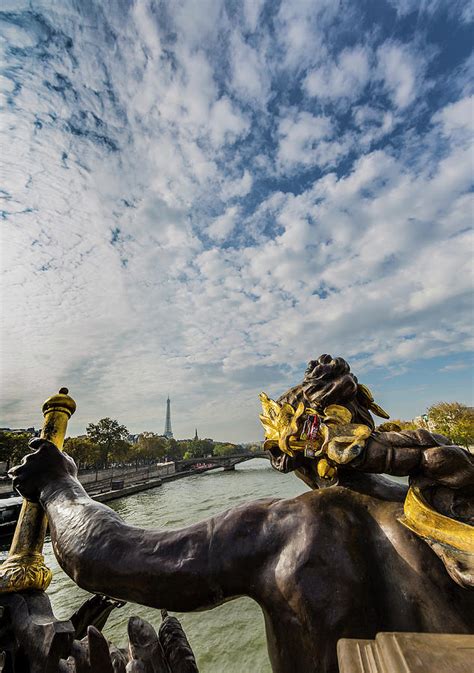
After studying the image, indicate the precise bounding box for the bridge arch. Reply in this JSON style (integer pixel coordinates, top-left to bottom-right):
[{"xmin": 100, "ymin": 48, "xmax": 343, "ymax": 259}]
[{"xmin": 176, "ymin": 452, "xmax": 269, "ymax": 473}]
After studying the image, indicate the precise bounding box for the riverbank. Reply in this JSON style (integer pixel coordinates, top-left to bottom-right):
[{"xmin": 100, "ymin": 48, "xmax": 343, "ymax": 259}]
[
  {"xmin": 0, "ymin": 465, "xmax": 212, "ymax": 543},
  {"xmin": 0, "ymin": 460, "xmax": 176, "ymax": 497},
  {"xmin": 93, "ymin": 468, "xmax": 198, "ymax": 503}
]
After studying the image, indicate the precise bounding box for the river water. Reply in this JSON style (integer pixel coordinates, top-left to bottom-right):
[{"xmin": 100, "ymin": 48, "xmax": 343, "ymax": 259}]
[{"xmin": 38, "ymin": 460, "xmax": 308, "ymax": 672}]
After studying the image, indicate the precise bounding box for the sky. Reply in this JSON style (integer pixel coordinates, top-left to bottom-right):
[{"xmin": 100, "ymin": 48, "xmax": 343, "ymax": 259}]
[{"xmin": 0, "ymin": 0, "xmax": 473, "ymax": 442}]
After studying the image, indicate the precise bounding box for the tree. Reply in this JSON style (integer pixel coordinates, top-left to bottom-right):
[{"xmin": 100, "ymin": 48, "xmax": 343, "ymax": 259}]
[
  {"xmin": 165, "ymin": 438, "xmax": 184, "ymax": 461},
  {"xmin": 427, "ymin": 402, "xmax": 474, "ymax": 449},
  {"xmin": 136, "ymin": 433, "xmax": 167, "ymax": 463},
  {"xmin": 86, "ymin": 418, "xmax": 129, "ymax": 468},
  {"xmin": 0, "ymin": 432, "xmax": 32, "ymax": 472},
  {"xmin": 64, "ymin": 436, "xmax": 101, "ymax": 470},
  {"xmin": 182, "ymin": 438, "xmax": 214, "ymax": 459},
  {"xmin": 381, "ymin": 419, "xmax": 419, "ymax": 431},
  {"xmin": 213, "ymin": 442, "xmax": 246, "ymax": 457},
  {"xmin": 127, "ymin": 433, "xmax": 168, "ymax": 467},
  {"xmin": 113, "ymin": 438, "xmax": 133, "ymax": 464}
]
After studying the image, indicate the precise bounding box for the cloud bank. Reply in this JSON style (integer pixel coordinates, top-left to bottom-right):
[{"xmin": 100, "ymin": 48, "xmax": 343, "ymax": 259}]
[{"xmin": 1, "ymin": 0, "xmax": 473, "ymax": 440}]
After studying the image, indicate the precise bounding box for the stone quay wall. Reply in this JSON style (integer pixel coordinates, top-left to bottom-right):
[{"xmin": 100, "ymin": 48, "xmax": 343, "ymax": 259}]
[
  {"xmin": 0, "ymin": 461, "xmax": 175, "ymax": 496},
  {"xmin": 78, "ymin": 462, "xmax": 175, "ymax": 495}
]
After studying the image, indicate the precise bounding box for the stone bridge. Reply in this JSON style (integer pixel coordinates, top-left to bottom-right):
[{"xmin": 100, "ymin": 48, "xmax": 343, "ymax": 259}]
[{"xmin": 176, "ymin": 452, "xmax": 269, "ymax": 473}]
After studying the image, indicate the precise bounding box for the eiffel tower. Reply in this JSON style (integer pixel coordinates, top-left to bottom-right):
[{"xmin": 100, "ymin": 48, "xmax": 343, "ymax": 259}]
[{"xmin": 163, "ymin": 396, "xmax": 174, "ymax": 439}]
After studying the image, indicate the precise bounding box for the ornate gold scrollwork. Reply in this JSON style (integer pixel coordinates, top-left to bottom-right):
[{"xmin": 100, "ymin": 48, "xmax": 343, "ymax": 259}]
[{"xmin": 259, "ymin": 393, "xmax": 372, "ymax": 480}]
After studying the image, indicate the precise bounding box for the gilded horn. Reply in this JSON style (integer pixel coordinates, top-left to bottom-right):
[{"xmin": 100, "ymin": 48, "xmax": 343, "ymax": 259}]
[{"xmin": 0, "ymin": 387, "xmax": 76, "ymax": 593}]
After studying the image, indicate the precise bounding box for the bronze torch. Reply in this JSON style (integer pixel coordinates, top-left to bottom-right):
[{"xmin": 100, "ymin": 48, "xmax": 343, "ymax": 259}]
[{"xmin": 0, "ymin": 388, "xmax": 76, "ymax": 593}]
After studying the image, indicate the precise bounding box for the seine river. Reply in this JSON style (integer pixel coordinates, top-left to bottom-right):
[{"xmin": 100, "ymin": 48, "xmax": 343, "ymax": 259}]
[{"xmin": 41, "ymin": 460, "xmax": 307, "ymax": 672}]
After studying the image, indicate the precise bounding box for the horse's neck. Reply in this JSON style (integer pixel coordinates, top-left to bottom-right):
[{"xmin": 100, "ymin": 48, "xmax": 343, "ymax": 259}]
[{"xmin": 338, "ymin": 470, "xmax": 408, "ymax": 502}]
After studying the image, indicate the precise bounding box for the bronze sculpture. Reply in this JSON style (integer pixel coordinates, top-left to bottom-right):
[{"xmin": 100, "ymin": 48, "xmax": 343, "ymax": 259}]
[
  {"xmin": 7, "ymin": 356, "xmax": 474, "ymax": 672},
  {"xmin": 0, "ymin": 590, "xmax": 198, "ymax": 672},
  {"xmin": 0, "ymin": 388, "xmax": 76, "ymax": 595},
  {"xmin": 261, "ymin": 354, "xmax": 473, "ymax": 588},
  {"xmin": 0, "ymin": 390, "xmax": 199, "ymax": 672}
]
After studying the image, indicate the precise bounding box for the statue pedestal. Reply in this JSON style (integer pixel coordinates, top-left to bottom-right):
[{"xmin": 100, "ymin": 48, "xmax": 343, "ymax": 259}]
[{"xmin": 337, "ymin": 632, "xmax": 474, "ymax": 673}]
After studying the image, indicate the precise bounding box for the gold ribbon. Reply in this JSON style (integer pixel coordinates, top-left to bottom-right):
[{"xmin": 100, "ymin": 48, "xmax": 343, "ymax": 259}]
[{"xmin": 399, "ymin": 486, "xmax": 474, "ymax": 554}]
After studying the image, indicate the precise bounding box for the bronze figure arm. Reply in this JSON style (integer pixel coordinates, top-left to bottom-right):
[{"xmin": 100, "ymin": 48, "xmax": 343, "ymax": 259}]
[
  {"xmin": 352, "ymin": 429, "xmax": 474, "ymax": 488},
  {"xmin": 10, "ymin": 440, "xmax": 278, "ymax": 611}
]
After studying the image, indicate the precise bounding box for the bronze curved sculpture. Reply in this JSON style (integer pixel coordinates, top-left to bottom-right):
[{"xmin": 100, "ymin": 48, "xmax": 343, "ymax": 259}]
[
  {"xmin": 261, "ymin": 354, "xmax": 473, "ymax": 590},
  {"xmin": 8, "ymin": 356, "xmax": 474, "ymax": 673}
]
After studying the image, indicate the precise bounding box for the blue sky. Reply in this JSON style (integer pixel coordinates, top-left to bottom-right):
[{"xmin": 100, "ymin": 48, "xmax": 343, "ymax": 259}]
[{"xmin": 1, "ymin": 0, "xmax": 473, "ymax": 441}]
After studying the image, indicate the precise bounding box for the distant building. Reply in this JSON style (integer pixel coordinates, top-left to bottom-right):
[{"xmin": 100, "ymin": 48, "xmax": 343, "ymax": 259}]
[
  {"xmin": 413, "ymin": 415, "xmax": 434, "ymax": 431},
  {"xmin": 163, "ymin": 397, "xmax": 174, "ymax": 439}
]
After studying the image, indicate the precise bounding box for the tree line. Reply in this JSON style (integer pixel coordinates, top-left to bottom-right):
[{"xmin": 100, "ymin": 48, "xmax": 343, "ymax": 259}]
[
  {"xmin": 388, "ymin": 402, "xmax": 474, "ymax": 448},
  {"xmin": 1, "ymin": 401, "xmax": 472, "ymax": 474},
  {"xmin": 0, "ymin": 416, "xmax": 259, "ymax": 473}
]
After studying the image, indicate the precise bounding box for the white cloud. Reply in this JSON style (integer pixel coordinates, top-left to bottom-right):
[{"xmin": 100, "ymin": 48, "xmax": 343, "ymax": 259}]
[
  {"xmin": 173, "ymin": 0, "xmax": 224, "ymax": 47},
  {"xmin": 242, "ymin": 0, "xmax": 266, "ymax": 33},
  {"xmin": 461, "ymin": 1, "xmax": 474, "ymax": 23},
  {"xmin": 229, "ymin": 32, "xmax": 270, "ymax": 105},
  {"xmin": 207, "ymin": 206, "xmax": 240, "ymax": 241},
  {"xmin": 304, "ymin": 39, "xmax": 428, "ymax": 112},
  {"xmin": 376, "ymin": 41, "xmax": 421, "ymax": 109},
  {"xmin": 275, "ymin": 0, "xmax": 341, "ymax": 70},
  {"xmin": 435, "ymin": 95, "xmax": 474, "ymax": 135},
  {"xmin": 1, "ymin": 1, "xmax": 473, "ymax": 441},
  {"xmin": 209, "ymin": 96, "xmax": 250, "ymax": 147},
  {"xmin": 352, "ymin": 105, "xmax": 396, "ymax": 147},
  {"xmin": 277, "ymin": 111, "xmax": 337, "ymax": 169},
  {"xmin": 166, "ymin": 48, "xmax": 218, "ymax": 128},
  {"xmin": 440, "ymin": 362, "xmax": 470, "ymax": 372},
  {"xmin": 221, "ymin": 170, "xmax": 253, "ymax": 200},
  {"xmin": 386, "ymin": 0, "xmax": 474, "ymax": 24},
  {"xmin": 385, "ymin": 0, "xmax": 425, "ymax": 16},
  {"xmin": 304, "ymin": 45, "xmax": 371, "ymax": 101},
  {"xmin": 132, "ymin": 1, "xmax": 162, "ymax": 59}
]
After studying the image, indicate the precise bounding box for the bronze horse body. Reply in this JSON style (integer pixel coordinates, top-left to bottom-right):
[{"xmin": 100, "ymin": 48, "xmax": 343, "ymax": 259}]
[{"xmin": 9, "ymin": 355, "xmax": 474, "ymax": 672}]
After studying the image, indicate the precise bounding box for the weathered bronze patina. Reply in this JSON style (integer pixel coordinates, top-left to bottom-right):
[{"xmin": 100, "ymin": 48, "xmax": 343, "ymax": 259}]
[
  {"xmin": 260, "ymin": 354, "xmax": 474, "ymax": 589},
  {"xmin": 8, "ymin": 356, "xmax": 474, "ymax": 673},
  {"xmin": 0, "ymin": 390, "xmax": 200, "ymax": 672},
  {"xmin": 0, "ymin": 589, "xmax": 198, "ymax": 672}
]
